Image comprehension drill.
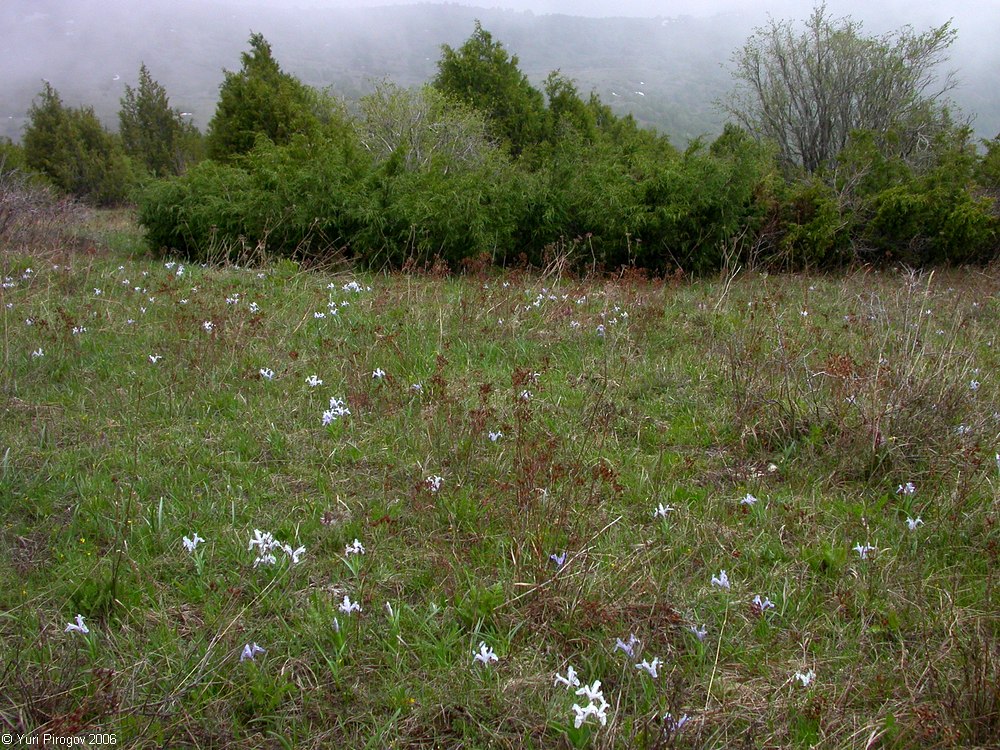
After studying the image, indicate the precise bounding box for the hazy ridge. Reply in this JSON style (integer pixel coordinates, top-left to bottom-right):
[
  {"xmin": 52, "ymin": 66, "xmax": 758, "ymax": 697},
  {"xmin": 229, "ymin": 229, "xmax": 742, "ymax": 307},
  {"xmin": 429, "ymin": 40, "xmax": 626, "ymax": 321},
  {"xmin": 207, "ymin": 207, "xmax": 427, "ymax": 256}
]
[{"xmin": 3, "ymin": 0, "xmax": 997, "ymax": 146}]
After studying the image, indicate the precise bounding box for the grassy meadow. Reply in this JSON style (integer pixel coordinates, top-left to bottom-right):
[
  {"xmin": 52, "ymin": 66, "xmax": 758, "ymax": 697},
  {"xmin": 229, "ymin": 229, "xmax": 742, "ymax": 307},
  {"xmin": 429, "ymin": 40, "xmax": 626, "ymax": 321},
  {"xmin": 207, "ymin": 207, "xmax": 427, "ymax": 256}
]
[{"xmin": 1, "ymin": 211, "xmax": 998, "ymax": 748}]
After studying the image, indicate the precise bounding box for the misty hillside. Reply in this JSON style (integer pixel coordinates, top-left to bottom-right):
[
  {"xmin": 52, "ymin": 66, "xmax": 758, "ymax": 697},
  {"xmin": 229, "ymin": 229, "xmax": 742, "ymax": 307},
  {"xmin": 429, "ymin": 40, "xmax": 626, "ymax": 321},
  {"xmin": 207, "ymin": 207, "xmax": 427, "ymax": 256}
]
[{"xmin": 2, "ymin": 0, "xmax": 998, "ymax": 146}]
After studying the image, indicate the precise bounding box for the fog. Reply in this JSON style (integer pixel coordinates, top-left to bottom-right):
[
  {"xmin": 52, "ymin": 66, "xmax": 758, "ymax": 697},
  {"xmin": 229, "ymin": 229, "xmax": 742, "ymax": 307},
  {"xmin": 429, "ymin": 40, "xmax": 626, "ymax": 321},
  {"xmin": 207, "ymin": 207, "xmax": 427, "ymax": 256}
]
[{"xmin": 2, "ymin": 0, "xmax": 998, "ymax": 144}]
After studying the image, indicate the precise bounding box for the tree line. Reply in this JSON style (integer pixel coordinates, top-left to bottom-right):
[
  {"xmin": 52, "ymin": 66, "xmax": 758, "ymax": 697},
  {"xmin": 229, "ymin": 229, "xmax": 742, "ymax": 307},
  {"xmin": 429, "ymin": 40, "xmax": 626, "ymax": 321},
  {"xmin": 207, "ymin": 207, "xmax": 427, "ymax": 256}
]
[{"xmin": 4, "ymin": 6, "xmax": 999, "ymax": 272}]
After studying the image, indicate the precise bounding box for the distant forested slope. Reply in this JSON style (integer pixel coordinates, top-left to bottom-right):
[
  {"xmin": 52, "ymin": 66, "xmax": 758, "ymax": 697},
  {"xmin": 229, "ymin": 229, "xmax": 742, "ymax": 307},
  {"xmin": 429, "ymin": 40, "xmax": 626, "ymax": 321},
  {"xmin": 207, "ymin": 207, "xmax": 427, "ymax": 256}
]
[{"xmin": 2, "ymin": 0, "xmax": 997, "ymax": 146}]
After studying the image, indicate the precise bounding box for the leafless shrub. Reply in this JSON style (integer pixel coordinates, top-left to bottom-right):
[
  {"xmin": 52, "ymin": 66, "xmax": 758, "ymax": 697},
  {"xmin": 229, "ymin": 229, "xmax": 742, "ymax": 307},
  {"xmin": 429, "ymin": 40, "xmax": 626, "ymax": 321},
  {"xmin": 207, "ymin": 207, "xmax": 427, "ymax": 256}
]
[{"xmin": 0, "ymin": 161, "xmax": 89, "ymax": 256}]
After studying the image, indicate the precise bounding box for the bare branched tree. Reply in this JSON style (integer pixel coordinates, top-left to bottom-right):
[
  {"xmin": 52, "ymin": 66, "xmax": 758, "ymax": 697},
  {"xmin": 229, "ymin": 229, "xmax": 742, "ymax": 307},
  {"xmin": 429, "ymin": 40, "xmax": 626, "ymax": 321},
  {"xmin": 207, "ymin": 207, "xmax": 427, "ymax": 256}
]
[{"xmin": 723, "ymin": 3, "xmax": 959, "ymax": 173}]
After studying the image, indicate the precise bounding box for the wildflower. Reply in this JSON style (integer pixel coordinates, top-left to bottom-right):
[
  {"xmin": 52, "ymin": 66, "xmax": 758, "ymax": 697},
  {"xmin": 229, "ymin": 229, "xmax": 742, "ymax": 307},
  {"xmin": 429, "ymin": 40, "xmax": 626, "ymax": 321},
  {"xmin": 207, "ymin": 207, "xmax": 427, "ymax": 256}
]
[
  {"xmin": 800, "ymin": 310, "xmax": 808, "ymax": 317},
  {"xmin": 372, "ymin": 368, "xmax": 386, "ymax": 379},
  {"xmin": 554, "ymin": 665, "xmax": 581, "ymax": 689},
  {"xmin": 711, "ymin": 570, "xmax": 730, "ymax": 589},
  {"xmin": 794, "ymin": 669, "xmax": 816, "ymax": 687},
  {"xmin": 345, "ymin": 539, "xmax": 366, "ymax": 556},
  {"xmin": 853, "ymin": 543, "xmax": 876, "ymax": 560},
  {"xmin": 385, "ymin": 602, "xmax": 394, "ymax": 618},
  {"xmin": 202, "ymin": 320, "xmax": 214, "ymax": 333},
  {"xmin": 896, "ymin": 482, "xmax": 916, "ymax": 496},
  {"xmin": 332, "ymin": 617, "xmax": 340, "ymax": 633},
  {"xmin": 906, "ymin": 516, "xmax": 924, "ymax": 531},
  {"xmin": 689, "ymin": 624, "xmax": 707, "ymax": 641},
  {"xmin": 225, "ymin": 294, "xmax": 239, "ymax": 305},
  {"xmin": 663, "ymin": 713, "xmax": 690, "ymax": 733},
  {"xmin": 740, "ymin": 493, "xmax": 758, "ymax": 506},
  {"xmin": 305, "ymin": 374, "xmax": 323, "ymax": 387},
  {"xmin": 314, "ymin": 312, "xmax": 326, "ymax": 319},
  {"xmin": 549, "ymin": 551, "xmax": 566, "ymax": 567},
  {"xmin": 281, "ymin": 544, "xmax": 306, "ymax": 564},
  {"xmin": 182, "ymin": 533, "xmax": 204, "ymax": 553},
  {"xmin": 240, "ymin": 642, "xmax": 265, "ymax": 662},
  {"xmin": 31, "ymin": 348, "xmax": 44, "ymax": 358},
  {"xmin": 322, "ymin": 397, "xmax": 350, "ymax": 425},
  {"xmin": 653, "ymin": 502, "xmax": 675, "ymax": 518},
  {"xmin": 149, "ymin": 354, "xmax": 162, "ymax": 364},
  {"xmin": 488, "ymin": 431, "xmax": 503, "ymax": 442},
  {"xmin": 249, "ymin": 302, "xmax": 260, "ymax": 314},
  {"xmin": 575, "ymin": 680, "xmax": 607, "ymax": 706},
  {"xmin": 249, "ymin": 529, "xmax": 280, "ymax": 567},
  {"xmin": 519, "ymin": 390, "xmax": 532, "ymax": 401},
  {"xmin": 596, "ymin": 324, "xmax": 606, "ymax": 337},
  {"xmin": 570, "ymin": 320, "xmax": 581, "ymax": 329},
  {"xmin": 752, "ymin": 594, "xmax": 775, "ymax": 612},
  {"xmin": 970, "ymin": 380, "xmax": 981, "ymax": 391},
  {"xmin": 65, "ymin": 614, "xmax": 89, "ymax": 635},
  {"xmin": 572, "ymin": 701, "xmax": 608, "ymax": 728},
  {"xmin": 425, "ymin": 475, "xmax": 444, "ymax": 493},
  {"xmin": 635, "ymin": 657, "xmax": 661, "ymax": 678},
  {"xmin": 93, "ymin": 288, "xmax": 102, "ymax": 296},
  {"xmin": 72, "ymin": 326, "xmax": 86, "ymax": 335},
  {"xmin": 957, "ymin": 424, "xmax": 971, "ymax": 436},
  {"xmin": 615, "ymin": 634, "xmax": 640, "ymax": 657},
  {"xmin": 410, "ymin": 383, "xmax": 423, "ymax": 393},
  {"xmin": 259, "ymin": 368, "xmax": 275, "ymax": 380},
  {"xmin": 339, "ymin": 596, "xmax": 361, "ymax": 615},
  {"xmin": 473, "ymin": 641, "xmax": 498, "ymax": 666}
]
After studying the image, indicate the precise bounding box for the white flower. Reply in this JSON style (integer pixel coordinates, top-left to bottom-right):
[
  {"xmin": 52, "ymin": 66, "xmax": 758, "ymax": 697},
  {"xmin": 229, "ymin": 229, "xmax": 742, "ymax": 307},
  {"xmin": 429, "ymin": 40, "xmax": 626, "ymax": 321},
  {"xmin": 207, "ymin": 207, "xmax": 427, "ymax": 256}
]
[
  {"xmin": 575, "ymin": 680, "xmax": 607, "ymax": 707},
  {"xmin": 488, "ymin": 431, "xmax": 503, "ymax": 442},
  {"xmin": 653, "ymin": 503, "xmax": 675, "ymax": 518},
  {"xmin": 425, "ymin": 475, "xmax": 444, "ymax": 493},
  {"xmin": 322, "ymin": 397, "xmax": 350, "ymax": 425},
  {"xmin": 794, "ymin": 669, "xmax": 816, "ymax": 687},
  {"xmin": 473, "ymin": 641, "xmax": 498, "ymax": 666},
  {"xmin": 906, "ymin": 516, "xmax": 924, "ymax": 531},
  {"xmin": 596, "ymin": 324, "xmax": 606, "ymax": 337},
  {"xmin": 249, "ymin": 302, "xmax": 260, "ymax": 314},
  {"xmin": 72, "ymin": 326, "xmax": 86, "ymax": 335},
  {"xmin": 711, "ymin": 570, "xmax": 730, "ymax": 589},
  {"xmin": 635, "ymin": 657, "xmax": 661, "ymax": 678},
  {"xmin": 853, "ymin": 543, "xmax": 876, "ymax": 560},
  {"xmin": 65, "ymin": 614, "xmax": 89, "ymax": 635},
  {"xmin": 663, "ymin": 713, "xmax": 689, "ymax": 733},
  {"xmin": 554, "ymin": 665, "xmax": 581, "ymax": 689},
  {"xmin": 410, "ymin": 383, "xmax": 423, "ymax": 393},
  {"xmin": 689, "ymin": 624, "xmax": 707, "ymax": 641},
  {"xmin": 259, "ymin": 367, "xmax": 275, "ymax": 380},
  {"xmin": 314, "ymin": 312, "xmax": 326, "ymax": 319},
  {"xmin": 202, "ymin": 320, "xmax": 214, "ymax": 333},
  {"xmin": 970, "ymin": 380, "xmax": 981, "ymax": 391},
  {"xmin": 305, "ymin": 374, "xmax": 323, "ymax": 387},
  {"xmin": 31, "ymin": 348, "xmax": 44, "ymax": 358},
  {"xmin": 896, "ymin": 482, "xmax": 916, "ymax": 496},
  {"xmin": 149, "ymin": 354, "xmax": 162, "ymax": 364},
  {"xmin": 93, "ymin": 288, "xmax": 102, "ymax": 296},
  {"xmin": 372, "ymin": 368, "xmax": 386, "ymax": 379},
  {"xmin": 182, "ymin": 533, "xmax": 204, "ymax": 553},
  {"xmin": 240, "ymin": 642, "xmax": 265, "ymax": 662},
  {"xmin": 752, "ymin": 594, "xmax": 775, "ymax": 611},
  {"xmin": 282, "ymin": 544, "xmax": 306, "ymax": 564},
  {"xmin": 519, "ymin": 390, "xmax": 532, "ymax": 401},
  {"xmin": 339, "ymin": 596, "xmax": 362, "ymax": 615},
  {"xmin": 226, "ymin": 294, "xmax": 239, "ymax": 305},
  {"xmin": 572, "ymin": 701, "xmax": 608, "ymax": 728},
  {"xmin": 345, "ymin": 539, "xmax": 366, "ymax": 556},
  {"xmin": 615, "ymin": 634, "xmax": 640, "ymax": 657},
  {"xmin": 740, "ymin": 493, "xmax": 758, "ymax": 506}
]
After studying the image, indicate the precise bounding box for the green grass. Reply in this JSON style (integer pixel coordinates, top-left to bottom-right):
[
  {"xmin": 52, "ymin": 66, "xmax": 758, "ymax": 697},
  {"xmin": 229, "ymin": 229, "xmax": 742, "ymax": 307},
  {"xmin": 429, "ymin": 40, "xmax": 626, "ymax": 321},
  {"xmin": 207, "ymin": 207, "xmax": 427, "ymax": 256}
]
[{"xmin": 1, "ymin": 216, "xmax": 998, "ymax": 748}]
